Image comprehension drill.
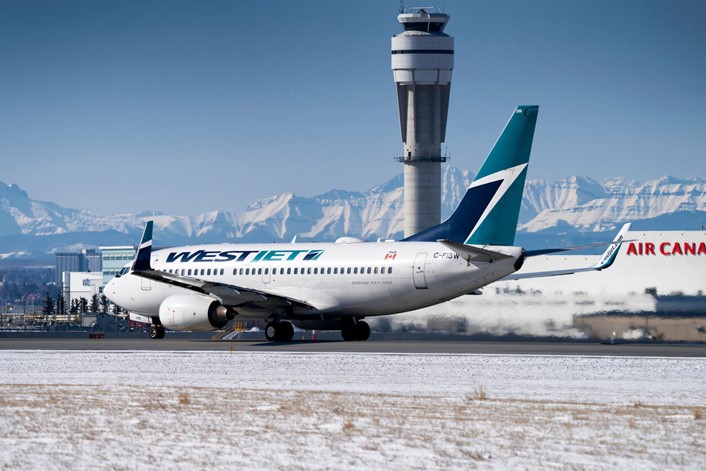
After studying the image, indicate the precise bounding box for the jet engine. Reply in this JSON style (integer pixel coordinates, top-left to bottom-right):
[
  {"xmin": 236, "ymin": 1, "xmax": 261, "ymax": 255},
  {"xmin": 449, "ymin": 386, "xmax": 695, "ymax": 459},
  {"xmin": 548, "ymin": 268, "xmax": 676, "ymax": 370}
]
[{"xmin": 158, "ymin": 294, "xmax": 234, "ymax": 331}]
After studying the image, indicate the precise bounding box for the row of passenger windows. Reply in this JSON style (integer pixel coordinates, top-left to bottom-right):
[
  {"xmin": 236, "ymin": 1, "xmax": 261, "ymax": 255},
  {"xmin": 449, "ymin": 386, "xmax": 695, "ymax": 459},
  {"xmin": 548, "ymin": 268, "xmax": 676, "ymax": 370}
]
[{"xmin": 163, "ymin": 266, "xmax": 394, "ymax": 277}]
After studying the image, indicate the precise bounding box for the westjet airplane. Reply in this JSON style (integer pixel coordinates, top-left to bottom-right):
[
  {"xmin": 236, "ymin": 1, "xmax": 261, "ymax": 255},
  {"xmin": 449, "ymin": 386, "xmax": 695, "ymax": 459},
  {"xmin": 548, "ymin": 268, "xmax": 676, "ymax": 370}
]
[{"xmin": 105, "ymin": 105, "xmax": 628, "ymax": 341}]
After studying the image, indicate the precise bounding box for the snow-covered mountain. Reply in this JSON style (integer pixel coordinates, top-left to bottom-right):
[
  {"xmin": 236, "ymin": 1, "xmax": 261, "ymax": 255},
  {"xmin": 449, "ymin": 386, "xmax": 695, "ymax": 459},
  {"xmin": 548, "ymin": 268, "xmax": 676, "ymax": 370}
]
[
  {"xmin": 520, "ymin": 175, "xmax": 706, "ymax": 232},
  {"xmin": 1, "ymin": 169, "xmax": 705, "ymax": 259}
]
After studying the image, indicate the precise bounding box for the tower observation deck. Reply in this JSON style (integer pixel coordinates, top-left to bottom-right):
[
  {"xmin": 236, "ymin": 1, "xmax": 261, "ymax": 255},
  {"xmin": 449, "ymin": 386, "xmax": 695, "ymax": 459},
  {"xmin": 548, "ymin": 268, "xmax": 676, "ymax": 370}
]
[{"xmin": 392, "ymin": 8, "xmax": 454, "ymax": 237}]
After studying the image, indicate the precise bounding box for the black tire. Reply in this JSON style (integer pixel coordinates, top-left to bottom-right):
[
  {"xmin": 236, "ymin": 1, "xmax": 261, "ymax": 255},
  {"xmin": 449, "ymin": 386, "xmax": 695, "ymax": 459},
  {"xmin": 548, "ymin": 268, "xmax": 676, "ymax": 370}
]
[
  {"xmin": 355, "ymin": 321, "xmax": 370, "ymax": 341},
  {"xmin": 265, "ymin": 322, "xmax": 278, "ymax": 341},
  {"xmin": 278, "ymin": 321, "xmax": 294, "ymax": 341},
  {"xmin": 149, "ymin": 325, "xmax": 165, "ymax": 340},
  {"xmin": 341, "ymin": 323, "xmax": 357, "ymax": 341}
]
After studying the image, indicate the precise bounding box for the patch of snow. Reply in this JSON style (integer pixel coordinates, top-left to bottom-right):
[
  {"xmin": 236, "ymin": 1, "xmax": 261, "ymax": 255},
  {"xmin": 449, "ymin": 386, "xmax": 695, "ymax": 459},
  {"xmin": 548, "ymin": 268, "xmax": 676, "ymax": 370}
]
[{"xmin": 0, "ymin": 351, "xmax": 704, "ymax": 469}]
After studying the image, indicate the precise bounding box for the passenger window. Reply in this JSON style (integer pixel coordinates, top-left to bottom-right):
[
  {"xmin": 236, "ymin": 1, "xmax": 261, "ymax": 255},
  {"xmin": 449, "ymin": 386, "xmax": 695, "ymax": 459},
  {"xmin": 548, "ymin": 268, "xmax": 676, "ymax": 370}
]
[
  {"xmin": 333, "ymin": 268, "xmax": 338, "ymax": 274},
  {"xmin": 293, "ymin": 268, "xmax": 298, "ymax": 275},
  {"xmin": 367, "ymin": 267, "xmax": 372, "ymax": 274},
  {"xmin": 258, "ymin": 268, "xmax": 262, "ymax": 275},
  {"xmin": 187, "ymin": 269, "xmax": 192, "ymax": 276},
  {"xmin": 207, "ymin": 269, "xmax": 211, "ymax": 276},
  {"xmin": 287, "ymin": 268, "xmax": 292, "ymax": 275},
  {"xmin": 220, "ymin": 269, "xmax": 224, "ymax": 275},
  {"xmin": 388, "ymin": 267, "xmax": 393, "ymax": 274},
  {"xmin": 374, "ymin": 267, "xmax": 378, "ymax": 274},
  {"xmin": 353, "ymin": 267, "xmax": 358, "ymax": 274},
  {"xmin": 347, "ymin": 267, "xmax": 351, "ymax": 274}
]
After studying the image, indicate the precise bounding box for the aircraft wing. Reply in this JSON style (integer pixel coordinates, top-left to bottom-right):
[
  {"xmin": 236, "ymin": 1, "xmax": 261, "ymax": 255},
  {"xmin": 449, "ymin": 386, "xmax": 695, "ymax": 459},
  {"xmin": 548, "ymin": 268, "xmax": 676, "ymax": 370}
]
[
  {"xmin": 129, "ymin": 221, "xmax": 315, "ymax": 310},
  {"xmin": 504, "ymin": 223, "xmax": 630, "ymax": 280}
]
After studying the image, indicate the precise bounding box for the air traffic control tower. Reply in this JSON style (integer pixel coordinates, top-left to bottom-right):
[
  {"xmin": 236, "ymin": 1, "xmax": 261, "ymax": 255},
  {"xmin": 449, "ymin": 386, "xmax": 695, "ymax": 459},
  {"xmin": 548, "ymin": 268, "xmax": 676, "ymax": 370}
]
[{"xmin": 392, "ymin": 8, "xmax": 453, "ymax": 237}]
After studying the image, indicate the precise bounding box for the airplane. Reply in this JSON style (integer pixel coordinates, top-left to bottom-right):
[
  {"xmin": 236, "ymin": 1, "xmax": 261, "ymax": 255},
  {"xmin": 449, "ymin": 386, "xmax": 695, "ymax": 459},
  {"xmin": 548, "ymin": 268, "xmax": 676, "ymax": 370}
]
[{"xmin": 104, "ymin": 105, "xmax": 628, "ymax": 341}]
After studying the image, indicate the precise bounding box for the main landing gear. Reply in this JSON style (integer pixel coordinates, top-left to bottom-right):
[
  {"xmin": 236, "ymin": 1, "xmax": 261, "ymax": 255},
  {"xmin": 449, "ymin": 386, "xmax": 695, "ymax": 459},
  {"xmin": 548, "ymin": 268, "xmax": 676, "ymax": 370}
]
[
  {"xmin": 149, "ymin": 324, "xmax": 165, "ymax": 339},
  {"xmin": 341, "ymin": 320, "xmax": 370, "ymax": 341},
  {"xmin": 265, "ymin": 321, "xmax": 294, "ymax": 342}
]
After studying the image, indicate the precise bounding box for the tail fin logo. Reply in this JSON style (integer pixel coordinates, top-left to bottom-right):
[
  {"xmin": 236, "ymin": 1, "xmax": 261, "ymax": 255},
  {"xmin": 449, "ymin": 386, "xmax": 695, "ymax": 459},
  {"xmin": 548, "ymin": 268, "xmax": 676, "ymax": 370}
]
[{"xmin": 464, "ymin": 162, "xmax": 528, "ymax": 244}]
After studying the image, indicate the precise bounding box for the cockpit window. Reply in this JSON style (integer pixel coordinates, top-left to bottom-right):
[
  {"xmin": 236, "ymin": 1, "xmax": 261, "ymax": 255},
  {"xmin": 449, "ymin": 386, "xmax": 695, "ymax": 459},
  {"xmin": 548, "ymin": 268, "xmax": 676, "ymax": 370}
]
[{"xmin": 116, "ymin": 266, "xmax": 130, "ymax": 278}]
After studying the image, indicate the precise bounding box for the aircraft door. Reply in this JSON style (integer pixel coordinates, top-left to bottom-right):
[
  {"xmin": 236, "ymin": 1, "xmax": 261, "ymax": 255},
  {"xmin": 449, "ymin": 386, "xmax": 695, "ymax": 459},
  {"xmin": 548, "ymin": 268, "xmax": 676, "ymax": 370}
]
[
  {"xmin": 141, "ymin": 277, "xmax": 152, "ymax": 291},
  {"xmin": 413, "ymin": 252, "xmax": 428, "ymax": 289}
]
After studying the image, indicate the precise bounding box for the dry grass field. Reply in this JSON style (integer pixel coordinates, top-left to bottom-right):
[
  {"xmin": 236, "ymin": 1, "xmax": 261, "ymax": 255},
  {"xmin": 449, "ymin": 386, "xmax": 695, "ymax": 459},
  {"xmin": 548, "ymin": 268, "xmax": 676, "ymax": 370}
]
[
  {"xmin": 1, "ymin": 383, "xmax": 704, "ymax": 470},
  {"xmin": 0, "ymin": 351, "xmax": 704, "ymax": 469}
]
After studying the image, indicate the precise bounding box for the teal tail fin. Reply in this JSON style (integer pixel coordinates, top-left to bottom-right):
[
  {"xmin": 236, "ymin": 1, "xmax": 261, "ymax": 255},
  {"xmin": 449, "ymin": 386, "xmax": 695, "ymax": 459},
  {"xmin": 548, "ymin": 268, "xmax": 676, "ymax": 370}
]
[
  {"xmin": 465, "ymin": 105, "xmax": 538, "ymax": 245},
  {"xmin": 404, "ymin": 105, "xmax": 538, "ymax": 245}
]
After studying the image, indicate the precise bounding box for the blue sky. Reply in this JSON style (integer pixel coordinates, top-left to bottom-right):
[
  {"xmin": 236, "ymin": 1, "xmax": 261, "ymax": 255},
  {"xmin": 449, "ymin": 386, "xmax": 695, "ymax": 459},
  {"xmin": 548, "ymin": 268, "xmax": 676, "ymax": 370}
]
[{"xmin": 1, "ymin": 0, "xmax": 705, "ymax": 215}]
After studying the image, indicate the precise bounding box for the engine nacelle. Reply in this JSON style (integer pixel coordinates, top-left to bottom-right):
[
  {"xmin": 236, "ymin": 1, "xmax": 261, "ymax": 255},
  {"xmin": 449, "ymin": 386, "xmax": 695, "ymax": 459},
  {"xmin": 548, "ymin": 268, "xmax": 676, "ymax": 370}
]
[{"xmin": 158, "ymin": 294, "xmax": 234, "ymax": 331}]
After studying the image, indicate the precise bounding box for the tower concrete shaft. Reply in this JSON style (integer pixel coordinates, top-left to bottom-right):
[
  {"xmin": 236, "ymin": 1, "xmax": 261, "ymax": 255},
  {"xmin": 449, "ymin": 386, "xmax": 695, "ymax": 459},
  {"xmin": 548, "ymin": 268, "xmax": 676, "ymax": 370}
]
[{"xmin": 392, "ymin": 9, "xmax": 453, "ymax": 237}]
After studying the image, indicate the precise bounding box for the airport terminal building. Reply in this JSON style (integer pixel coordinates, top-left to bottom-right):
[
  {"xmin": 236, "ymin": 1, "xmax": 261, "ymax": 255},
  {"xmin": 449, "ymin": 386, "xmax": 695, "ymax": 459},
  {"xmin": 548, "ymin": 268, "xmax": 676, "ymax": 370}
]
[{"xmin": 391, "ymin": 230, "xmax": 706, "ymax": 342}]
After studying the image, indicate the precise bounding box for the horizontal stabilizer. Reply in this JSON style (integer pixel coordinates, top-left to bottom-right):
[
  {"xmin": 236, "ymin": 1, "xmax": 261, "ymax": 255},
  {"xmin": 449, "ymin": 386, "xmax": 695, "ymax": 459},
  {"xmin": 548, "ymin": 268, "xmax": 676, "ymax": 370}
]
[
  {"xmin": 505, "ymin": 223, "xmax": 630, "ymax": 280},
  {"xmin": 437, "ymin": 239, "xmax": 512, "ymax": 263}
]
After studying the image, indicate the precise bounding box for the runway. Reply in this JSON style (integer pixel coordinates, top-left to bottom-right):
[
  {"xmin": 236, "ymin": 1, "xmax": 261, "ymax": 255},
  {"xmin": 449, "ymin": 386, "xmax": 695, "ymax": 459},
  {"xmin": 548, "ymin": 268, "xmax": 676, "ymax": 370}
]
[{"xmin": 2, "ymin": 338, "xmax": 705, "ymax": 356}]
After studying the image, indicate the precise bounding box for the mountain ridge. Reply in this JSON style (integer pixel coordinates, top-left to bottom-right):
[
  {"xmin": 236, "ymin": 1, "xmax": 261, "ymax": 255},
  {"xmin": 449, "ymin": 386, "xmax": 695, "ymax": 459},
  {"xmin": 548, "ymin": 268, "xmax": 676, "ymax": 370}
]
[{"xmin": 1, "ymin": 169, "xmax": 705, "ymax": 259}]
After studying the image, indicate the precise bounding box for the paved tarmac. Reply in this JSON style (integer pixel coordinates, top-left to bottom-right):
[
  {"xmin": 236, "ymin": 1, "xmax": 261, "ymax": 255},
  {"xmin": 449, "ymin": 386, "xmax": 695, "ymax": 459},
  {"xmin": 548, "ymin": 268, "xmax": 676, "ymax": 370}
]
[{"xmin": 2, "ymin": 338, "xmax": 705, "ymax": 357}]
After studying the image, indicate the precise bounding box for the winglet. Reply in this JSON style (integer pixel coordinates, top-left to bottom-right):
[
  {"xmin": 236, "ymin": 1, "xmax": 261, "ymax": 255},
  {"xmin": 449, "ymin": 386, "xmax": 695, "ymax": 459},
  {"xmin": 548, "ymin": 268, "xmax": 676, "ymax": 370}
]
[
  {"xmin": 131, "ymin": 221, "xmax": 154, "ymax": 272},
  {"xmin": 592, "ymin": 223, "xmax": 630, "ymax": 270}
]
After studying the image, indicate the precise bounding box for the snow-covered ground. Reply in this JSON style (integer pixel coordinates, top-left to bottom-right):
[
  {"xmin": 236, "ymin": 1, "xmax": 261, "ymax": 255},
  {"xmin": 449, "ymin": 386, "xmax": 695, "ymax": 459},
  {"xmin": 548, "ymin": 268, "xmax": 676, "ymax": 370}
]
[{"xmin": 0, "ymin": 351, "xmax": 704, "ymax": 469}]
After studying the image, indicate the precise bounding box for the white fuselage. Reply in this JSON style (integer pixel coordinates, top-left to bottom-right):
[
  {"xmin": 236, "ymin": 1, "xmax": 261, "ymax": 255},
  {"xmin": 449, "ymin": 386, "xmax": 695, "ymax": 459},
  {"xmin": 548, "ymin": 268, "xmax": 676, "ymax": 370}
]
[{"xmin": 105, "ymin": 240, "xmax": 523, "ymax": 321}]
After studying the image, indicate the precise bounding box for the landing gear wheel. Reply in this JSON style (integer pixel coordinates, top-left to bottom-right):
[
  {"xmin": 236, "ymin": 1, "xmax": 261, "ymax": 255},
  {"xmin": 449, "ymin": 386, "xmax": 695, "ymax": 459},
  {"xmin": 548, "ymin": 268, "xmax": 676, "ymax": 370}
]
[
  {"xmin": 355, "ymin": 321, "xmax": 370, "ymax": 341},
  {"xmin": 279, "ymin": 321, "xmax": 294, "ymax": 341},
  {"xmin": 265, "ymin": 321, "xmax": 294, "ymax": 341},
  {"xmin": 265, "ymin": 322, "xmax": 278, "ymax": 341},
  {"xmin": 341, "ymin": 322, "xmax": 357, "ymax": 341},
  {"xmin": 149, "ymin": 325, "xmax": 165, "ymax": 340},
  {"xmin": 341, "ymin": 320, "xmax": 370, "ymax": 341}
]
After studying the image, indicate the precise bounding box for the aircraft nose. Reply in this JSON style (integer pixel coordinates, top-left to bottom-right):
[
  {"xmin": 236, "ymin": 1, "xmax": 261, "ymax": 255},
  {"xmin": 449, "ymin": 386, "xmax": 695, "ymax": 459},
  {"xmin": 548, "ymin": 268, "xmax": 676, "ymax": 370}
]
[{"xmin": 104, "ymin": 277, "xmax": 121, "ymax": 305}]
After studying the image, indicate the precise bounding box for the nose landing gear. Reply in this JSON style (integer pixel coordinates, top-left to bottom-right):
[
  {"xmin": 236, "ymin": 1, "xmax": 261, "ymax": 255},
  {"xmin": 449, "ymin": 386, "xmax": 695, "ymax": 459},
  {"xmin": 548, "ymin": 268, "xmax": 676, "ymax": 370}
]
[{"xmin": 149, "ymin": 323, "xmax": 165, "ymax": 339}]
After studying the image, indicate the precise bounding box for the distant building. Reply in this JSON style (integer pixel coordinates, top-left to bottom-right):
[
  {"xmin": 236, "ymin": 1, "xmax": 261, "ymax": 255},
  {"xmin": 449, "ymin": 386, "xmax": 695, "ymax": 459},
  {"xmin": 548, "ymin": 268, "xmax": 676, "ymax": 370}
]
[
  {"xmin": 83, "ymin": 248, "xmax": 102, "ymax": 273},
  {"xmin": 62, "ymin": 271, "xmax": 103, "ymax": 307},
  {"xmin": 390, "ymin": 230, "xmax": 706, "ymax": 342},
  {"xmin": 54, "ymin": 249, "xmax": 103, "ymax": 287},
  {"xmin": 100, "ymin": 246, "xmax": 136, "ymax": 287},
  {"xmin": 55, "ymin": 253, "xmax": 85, "ymax": 286}
]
